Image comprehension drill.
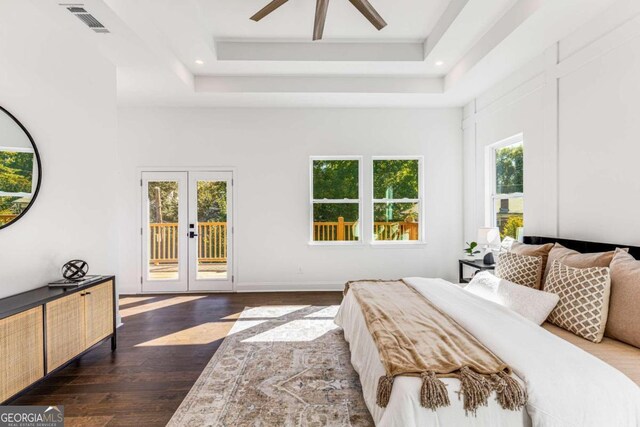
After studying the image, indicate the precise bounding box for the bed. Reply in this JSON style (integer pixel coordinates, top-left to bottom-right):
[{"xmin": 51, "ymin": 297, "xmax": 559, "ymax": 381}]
[{"xmin": 335, "ymin": 237, "xmax": 640, "ymax": 427}]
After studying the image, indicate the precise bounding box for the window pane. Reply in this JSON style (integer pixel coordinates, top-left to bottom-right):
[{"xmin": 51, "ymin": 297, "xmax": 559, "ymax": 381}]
[
  {"xmin": 373, "ymin": 202, "xmax": 419, "ymax": 241},
  {"xmin": 197, "ymin": 180, "xmax": 228, "ymax": 280},
  {"xmin": 495, "ymin": 142, "xmax": 523, "ymax": 194},
  {"xmin": 0, "ymin": 150, "xmax": 35, "ymax": 228},
  {"xmin": 0, "ymin": 150, "xmax": 34, "ymax": 193},
  {"xmin": 147, "ymin": 181, "xmax": 179, "ymax": 280},
  {"xmin": 0, "ymin": 195, "xmax": 30, "ymax": 225},
  {"xmin": 313, "ymin": 203, "xmax": 359, "ymax": 241},
  {"xmin": 312, "ymin": 160, "xmax": 359, "ymax": 199},
  {"xmin": 495, "ymin": 197, "xmax": 524, "ymax": 239},
  {"xmin": 373, "ymin": 159, "xmax": 419, "ymax": 199}
]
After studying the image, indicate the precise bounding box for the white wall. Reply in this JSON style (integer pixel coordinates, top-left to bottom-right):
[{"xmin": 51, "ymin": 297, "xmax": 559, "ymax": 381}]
[
  {"xmin": 0, "ymin": 1, "xmax": 118, "ymax": 299},
  {"xmin": 463, "ymin": 0, "xmax": 640, "ymax": 246},
  {"xmin": 117, "ymin": 108, "xmax": 462, "ymax": 294}
]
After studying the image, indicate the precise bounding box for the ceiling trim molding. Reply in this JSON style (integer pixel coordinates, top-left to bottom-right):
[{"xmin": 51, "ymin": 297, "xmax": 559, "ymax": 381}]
[
  {"xmin": 194, "ymin": 75, "xmax": 443, "ymax": 94},
  {"xmin": 215, "ymin": 41, "xmax": 425, "ymax": 62},
  {"xmin": 100, "ymin": 0, "xmax": 194, "ymax": 89},
  {"xmin": 423, "ymin": 0, "xmax": 471, "ymax": 60},
  {"xmin": 445, "ymin": 0, "xmax": 544, "ymax": 91},
  {"xmin": 555, "ymin": 13, "xmax": 640, "ymax": 79}
]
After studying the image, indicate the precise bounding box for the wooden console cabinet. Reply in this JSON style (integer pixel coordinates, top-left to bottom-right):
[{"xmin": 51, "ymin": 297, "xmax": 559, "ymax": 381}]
[
  {"xmin": 0, "ymin": 276, "xmax": 116, "ymax": 403},
  {"xmin": 0, "ymin": 307, "xmax": 44, "ymax": 403}
]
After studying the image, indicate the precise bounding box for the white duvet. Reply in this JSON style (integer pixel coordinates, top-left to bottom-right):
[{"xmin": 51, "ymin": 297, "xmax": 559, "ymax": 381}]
[{"xmin": 335, "ymin": 277, "xmax": 640, "ymax": 427}]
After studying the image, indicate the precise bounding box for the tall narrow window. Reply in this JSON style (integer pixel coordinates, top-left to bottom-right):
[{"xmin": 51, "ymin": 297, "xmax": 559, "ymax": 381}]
[
  {"xmin": 310, "ymin": 157, "xmax": 362, "ymax": 243},
  {"xmin": 372, "ymin": 157, "xmax": 422, "ymax": 242},
  {"xmin": 490, "ymin": 137, "xmax": 524, "ymax": 239}
]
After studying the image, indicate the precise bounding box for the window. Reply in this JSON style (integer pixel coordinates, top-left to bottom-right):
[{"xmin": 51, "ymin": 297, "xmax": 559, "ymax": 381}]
[
  {"xmin": 310, "ymin": 157, "xmax": 362, "ymax": 243},
  {"xmin": 0, "ymin": 147, "xmax": 36, "ymax": 226},
  {"xmin": 489, "ymin": 136, "xmax": 524, "ymax": 239},
  {"xmin": 372, "ymin": 157, "xmax": 422, "ymax": 242}
]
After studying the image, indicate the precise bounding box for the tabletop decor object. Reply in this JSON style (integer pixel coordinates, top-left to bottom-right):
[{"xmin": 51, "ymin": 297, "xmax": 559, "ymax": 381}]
[
  {"xmin": 61, "ymin": 259, "xmax": 89, "ymax": 281},
  {"xmin": 477, "ymin": 227, "xmax": 501, "ymax": 264},
  {"xmin": 464, "ymin": 241, "xmax": 480, "ymax": 259}
]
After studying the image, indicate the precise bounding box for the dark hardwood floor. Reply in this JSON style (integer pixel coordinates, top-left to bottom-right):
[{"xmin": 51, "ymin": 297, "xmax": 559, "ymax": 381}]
[{"xmin": 11, "ymin": 292, "xmax": 343, "ymax": 426}]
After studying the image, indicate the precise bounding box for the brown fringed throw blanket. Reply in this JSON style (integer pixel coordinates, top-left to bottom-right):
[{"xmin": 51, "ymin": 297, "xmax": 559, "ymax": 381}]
[{"xmin": 345, "ymin": 280, "xmax": 527, "ymax": 414}]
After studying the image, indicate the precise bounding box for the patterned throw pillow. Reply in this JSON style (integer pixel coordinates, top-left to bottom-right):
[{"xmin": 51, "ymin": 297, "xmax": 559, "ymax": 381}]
[
  {"xmin": 495, "ymin": 252, "xmax": 543, "ymax": 289},
  {"xmin": 545, "ymin": 260, "xmax": 611, "ymax": 343},
  {"xmin": 509, "ymin": 242, "xmax": 554, "ymax": 284}
]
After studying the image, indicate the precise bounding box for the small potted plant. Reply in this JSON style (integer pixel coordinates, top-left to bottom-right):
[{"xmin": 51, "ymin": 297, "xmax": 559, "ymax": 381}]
[{"xmin": 464, "ymin": 241, "xmax": 480, "ymax": 259}]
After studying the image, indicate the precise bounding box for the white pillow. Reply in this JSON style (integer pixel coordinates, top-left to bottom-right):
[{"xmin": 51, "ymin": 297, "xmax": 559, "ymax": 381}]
[{"xmin": 465, "ymin": 271, "xmax": 560, "ymax": 325}]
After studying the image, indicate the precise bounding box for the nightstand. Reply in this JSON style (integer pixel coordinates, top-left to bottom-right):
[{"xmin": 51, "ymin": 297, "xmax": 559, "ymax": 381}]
[{"xmin": 458, "ymin": 259, "xmax": 495, "ymax": 283}]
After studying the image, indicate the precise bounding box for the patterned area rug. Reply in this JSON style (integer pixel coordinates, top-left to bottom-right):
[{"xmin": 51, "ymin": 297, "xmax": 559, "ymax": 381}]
[{"xmin": 168, "ymin": 305, "xmax": 374, "ymax": 427}]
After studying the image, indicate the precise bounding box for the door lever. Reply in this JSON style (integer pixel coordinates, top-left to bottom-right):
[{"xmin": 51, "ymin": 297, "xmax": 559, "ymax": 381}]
[{"xmin": 189, "ymin": 231, "xmax": 198, "ymax": 238}]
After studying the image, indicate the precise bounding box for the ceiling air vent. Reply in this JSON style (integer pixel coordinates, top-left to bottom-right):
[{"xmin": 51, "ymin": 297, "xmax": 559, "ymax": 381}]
[{"xmin": 62, "ymin": 4, "xmax": 109, "ymax": 33}]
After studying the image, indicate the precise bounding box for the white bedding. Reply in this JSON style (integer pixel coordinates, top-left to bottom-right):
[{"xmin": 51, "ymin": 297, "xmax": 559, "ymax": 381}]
[{"xmin": 335, "ymin": 277, "xmax": 640, "ymax": 427}]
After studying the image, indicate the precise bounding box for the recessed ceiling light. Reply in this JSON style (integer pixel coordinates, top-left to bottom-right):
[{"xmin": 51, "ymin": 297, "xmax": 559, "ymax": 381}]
[
  {"xmin": 435, "ymin": 61, "xmax": 444, "ymax": 67},
  {"xmin": 194, "ymin": 59, "xmax": 204, "ymax": 65}
]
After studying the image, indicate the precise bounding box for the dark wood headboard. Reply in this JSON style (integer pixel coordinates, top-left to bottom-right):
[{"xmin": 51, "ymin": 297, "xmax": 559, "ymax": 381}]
[{"xmin": 524, "ymin": 236, "xmax": 640, "ymax": 260}]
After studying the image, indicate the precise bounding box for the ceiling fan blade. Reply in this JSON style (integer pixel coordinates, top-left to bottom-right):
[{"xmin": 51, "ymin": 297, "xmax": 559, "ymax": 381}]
[
  {"xmin": 250, "ymin": 0, "xmax": 289, "ymax": 22},
  {"xmin": 313, "ymin": 0, "xmax": 330, "ymax": 40},
  {"xmin": 348, "ymin": 0, "xmax": 387, "ymax": 30}
]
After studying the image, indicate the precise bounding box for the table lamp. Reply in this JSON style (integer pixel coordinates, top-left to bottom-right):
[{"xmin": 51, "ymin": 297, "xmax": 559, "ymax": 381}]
[{"xmin": 477, "ymin": 227, "xmax": 501, "ymax": 264}]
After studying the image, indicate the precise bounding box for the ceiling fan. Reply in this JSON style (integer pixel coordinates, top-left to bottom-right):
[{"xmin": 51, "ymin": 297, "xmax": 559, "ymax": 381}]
[{"xmin": 250, "ymin": 0, "xmax": 387, "ymax": 41}]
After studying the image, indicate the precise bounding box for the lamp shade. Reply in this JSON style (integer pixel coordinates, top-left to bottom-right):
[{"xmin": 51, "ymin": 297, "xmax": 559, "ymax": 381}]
[{"xmin": 477, "ymin": 227, "xmax": 500, "ymax": 247}]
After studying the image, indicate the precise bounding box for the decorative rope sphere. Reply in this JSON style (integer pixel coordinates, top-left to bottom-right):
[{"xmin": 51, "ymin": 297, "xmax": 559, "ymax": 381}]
[{"xmin": 61, "ymin": 260, "xmax": 89, "ymax": 281}]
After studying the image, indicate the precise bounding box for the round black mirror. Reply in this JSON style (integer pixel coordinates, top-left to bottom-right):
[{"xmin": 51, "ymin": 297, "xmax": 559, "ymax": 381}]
[{"xmin": 0, "ymin": 106, "xmax": 41, "ymax": 230}]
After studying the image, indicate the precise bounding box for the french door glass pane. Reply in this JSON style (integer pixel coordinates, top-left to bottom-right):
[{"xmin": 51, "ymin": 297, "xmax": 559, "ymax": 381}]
[
  {"xmin": 373, "ymin": 202, "xmax": 419, "ymax": 241},
  {"xmin": 147, "ymin": 181, "xmax": 180, "ymax": 280},
  {"xmin": 197, "ymin": 180, "xmax": 228, "ymax": 279},
  {"xmin": 495, "ymin": 197, "xmax": 524, "ymax": 239},
  {"xmin": 313, "ymin": 203, "xmax": 359, "ymax": 242}
]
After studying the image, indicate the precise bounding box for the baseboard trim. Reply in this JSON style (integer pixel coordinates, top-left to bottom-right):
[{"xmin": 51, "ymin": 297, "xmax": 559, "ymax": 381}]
[{"xmin": 235, "ymin": 281, "xmax": 344, "ymax": 292}]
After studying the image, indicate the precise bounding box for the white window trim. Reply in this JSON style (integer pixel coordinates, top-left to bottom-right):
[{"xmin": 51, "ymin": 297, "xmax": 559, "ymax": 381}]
[
  {"xmin": 485, "ymin": 134, "xmax": 524, "ymax": 228},
  {"xmin": 370, "ymin": 156, "xmax": 425, "ymax": 245},
  {"xmin": 309, "ymin": 156, "xmax": 363, "ymax": 246},
  {"xmin": 0, "ymin": 146, "xmax": 34, "ymax": 153}
]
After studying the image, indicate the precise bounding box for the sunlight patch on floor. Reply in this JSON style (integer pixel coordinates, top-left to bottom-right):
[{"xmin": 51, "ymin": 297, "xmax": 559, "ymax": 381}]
[
  {"xmin": 133, "ymin": 304, "xmax": 338, "ymax": 346},
  {"xmin": 135, "ymin": 322, "xmax": 233, "ymax": 346},
  {"xmin": 304, "ymin": 305, "xmax": 340, "ymax": 318},
  {"xmin": 242, "ymin": 319, "xmax": 338, "ymax": 343},
  {"xmin": 120, "ymin": 296, "xmax": 207, "ymax": 318},
  {"xmin": 135, "ymin": 319, "xmax": 269, "ymax": 347},
  {"xmin": 227, "ymin": 320, "xmax": 268, "ymax": 335},
  {"xmin": 119, "ymin": 296, "xmax": 157, "ymax": 308},
  {"xmin": 237, "ymin": 305, "xmax": 310, "ymax": 319},
  {"xmin": 220, "ymin": 310, "xmax": 244, "ymax": 320}
]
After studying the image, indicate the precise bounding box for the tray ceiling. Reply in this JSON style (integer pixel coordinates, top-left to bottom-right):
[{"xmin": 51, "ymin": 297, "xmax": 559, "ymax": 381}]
[{"xmin": 27, "ymin": 0, "xmax": 621, "ymax": 107}]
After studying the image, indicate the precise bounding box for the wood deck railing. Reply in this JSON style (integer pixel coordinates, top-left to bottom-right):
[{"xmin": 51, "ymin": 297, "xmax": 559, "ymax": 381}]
[
  {"xmin": 149, "ymin": 223, "xmax": 180, "ymax": 264},
  {"xmin": 313, "ymin": 217, "xmax": 419, "ymax": 242},
  {"xmin": 0, "ymin": 214, "xmax": 17, "ymax": 225},
  {"xmin": 149, "ymin": 222, "xmax": 227, "ymax": 264},
  {"xmin": 373, "ymin": 221, "xmax": 419, "ymax": 241},
  {"xmin": 149, "ymin": 218, "xmax": 418, "ymax": 264},
  {"xmin": 313, "ymin": 217, "xmax": 357, "ymax": 241},
  {"xmin": 197, "ymin": 222, "xmax": 227, "ymax": 262}
]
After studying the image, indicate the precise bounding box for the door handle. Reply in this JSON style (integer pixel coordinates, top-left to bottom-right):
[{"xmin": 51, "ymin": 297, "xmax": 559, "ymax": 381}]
[{"xmin": 189, "ymin": 231, "xmax": 198, "ymax": 238}]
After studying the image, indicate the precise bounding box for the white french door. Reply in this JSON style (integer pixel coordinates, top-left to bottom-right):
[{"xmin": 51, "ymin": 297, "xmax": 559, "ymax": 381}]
[
  {"xmin": 142, "ymin": 171, "xmax": 233, "ymax": 292},
  {"xmin": 142, "ymin": 172, "xmax": 188, "ymax": 292},
  {"xmin": 188, "ymin": 171, "xmax": 233, "ymax": 291}
]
